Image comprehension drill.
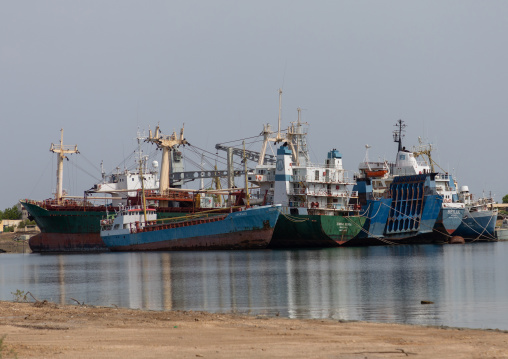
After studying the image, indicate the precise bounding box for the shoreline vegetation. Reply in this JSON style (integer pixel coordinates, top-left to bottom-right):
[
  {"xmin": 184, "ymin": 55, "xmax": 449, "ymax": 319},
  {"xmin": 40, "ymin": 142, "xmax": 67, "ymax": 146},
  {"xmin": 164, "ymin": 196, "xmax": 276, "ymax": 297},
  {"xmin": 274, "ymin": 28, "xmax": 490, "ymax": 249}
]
[{"xmin": 0, "ymin": 301, "xmax": 507, "ymax": 358}]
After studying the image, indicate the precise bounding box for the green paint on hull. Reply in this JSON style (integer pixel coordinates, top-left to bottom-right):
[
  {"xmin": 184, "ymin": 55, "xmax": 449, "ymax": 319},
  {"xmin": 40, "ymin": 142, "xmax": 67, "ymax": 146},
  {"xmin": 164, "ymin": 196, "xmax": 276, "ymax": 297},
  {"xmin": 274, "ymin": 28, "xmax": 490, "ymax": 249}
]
[
  {"xmin": 270, "ymin": 214, "xmax": 365, "ymax": 248},
  {"xmin": 21, "ymin": 201, "xmax": 196, "ymax": 235}
]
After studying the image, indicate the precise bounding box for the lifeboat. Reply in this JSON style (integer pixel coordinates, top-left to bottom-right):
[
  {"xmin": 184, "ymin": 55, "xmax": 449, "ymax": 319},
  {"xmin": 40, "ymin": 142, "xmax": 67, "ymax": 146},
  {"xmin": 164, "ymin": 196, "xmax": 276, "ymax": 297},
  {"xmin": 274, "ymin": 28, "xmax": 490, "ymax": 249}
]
[{"xmin": 365, "ymin": 169, "xmax": 388, "ymax": 178}]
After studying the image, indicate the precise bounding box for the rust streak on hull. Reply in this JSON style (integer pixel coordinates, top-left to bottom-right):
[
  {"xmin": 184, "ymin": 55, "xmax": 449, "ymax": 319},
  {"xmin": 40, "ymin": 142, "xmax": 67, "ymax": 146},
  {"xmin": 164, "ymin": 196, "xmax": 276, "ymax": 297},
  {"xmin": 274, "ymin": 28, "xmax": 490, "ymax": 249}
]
[{"xmin": 109, "ymin": 228, "xmax": 275, "ymax": 251}]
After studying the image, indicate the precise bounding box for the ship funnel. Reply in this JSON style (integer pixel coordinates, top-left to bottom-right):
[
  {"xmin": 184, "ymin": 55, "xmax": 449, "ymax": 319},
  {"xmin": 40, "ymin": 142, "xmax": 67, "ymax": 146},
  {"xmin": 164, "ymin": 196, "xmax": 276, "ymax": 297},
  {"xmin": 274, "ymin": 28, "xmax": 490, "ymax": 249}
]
[{"xmin": 460, "ymin": 186, "xmax": 469, "ymax": 193}]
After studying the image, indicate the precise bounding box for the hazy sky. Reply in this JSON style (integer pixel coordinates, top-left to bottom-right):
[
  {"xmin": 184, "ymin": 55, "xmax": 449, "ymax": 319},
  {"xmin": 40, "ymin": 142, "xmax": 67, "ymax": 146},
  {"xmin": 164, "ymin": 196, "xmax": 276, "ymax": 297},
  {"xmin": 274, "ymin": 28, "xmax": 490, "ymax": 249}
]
[{"xmin": 1, "ymin": 1, "xmax": 507, "ymax": 209}]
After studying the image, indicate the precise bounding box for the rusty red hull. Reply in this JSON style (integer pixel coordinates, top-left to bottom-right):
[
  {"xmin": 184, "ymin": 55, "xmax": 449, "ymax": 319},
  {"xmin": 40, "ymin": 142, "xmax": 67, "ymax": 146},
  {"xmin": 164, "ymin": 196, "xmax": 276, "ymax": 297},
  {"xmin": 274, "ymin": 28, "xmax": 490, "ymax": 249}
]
[
  {"xmin": 28, "ymin": 233, "xmax": 108, "ymax": 253},
  {"xmin": 108, "ymin": 228, "xmax": 275, "ymax": 251}
]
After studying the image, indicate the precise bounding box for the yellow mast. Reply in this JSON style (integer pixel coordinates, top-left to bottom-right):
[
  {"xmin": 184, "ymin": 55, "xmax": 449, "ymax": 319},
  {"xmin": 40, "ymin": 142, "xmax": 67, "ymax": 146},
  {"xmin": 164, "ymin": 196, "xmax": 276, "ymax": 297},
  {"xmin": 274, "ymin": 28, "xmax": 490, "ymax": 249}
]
[
  {"xmin": 139, "ymin": 157, "xmax": 147, "ymax": 224},
  {"xmin": 213, "ymin": 162, "xmax": 223, "ymax": 206},
  {"xmin": 412, "ymin": 140, "xmax": 447, "ymax": 173},
  {"xmin": 146, "ymin": 125, "xmax": 188, "ymax": 206},
  {"xmin": 50, "ymin": 129, "xmax": 79, "ymax": 204},
  {"xmin": 243, "ymin": 141, "xmax": 250, "ymax": 207}
]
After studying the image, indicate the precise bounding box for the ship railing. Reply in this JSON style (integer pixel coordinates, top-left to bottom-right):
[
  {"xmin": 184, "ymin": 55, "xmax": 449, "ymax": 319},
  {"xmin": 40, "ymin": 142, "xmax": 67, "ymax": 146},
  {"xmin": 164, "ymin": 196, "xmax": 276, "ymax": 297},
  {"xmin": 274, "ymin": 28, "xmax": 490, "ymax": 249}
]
[
  {"xmin": 310, "ymin": 191, "xmax": 349, "ymax": 197},
  {"xmin": 310, "ymin": 204, "xmax": 358, "ymax": 211},
  {"xmin": 435, "ymin": 173, "xmax": 451, "ymax": 180},
  {"xmin": 325, "ymin": 203, "xmax": 349, "ymax": 210},
  {"xmin": 358, "ymin": 161, "xmax": 389, "ymax": 170},
  {"xmin": 291, "ymin": 174, "xmax": 355, "ymax": 184},
  {"xmin": 289, "ymin": 201, "xmax": 307, "ymax": 208},
  {"xmin": 289, "ymin": 189, "xmax": 359, "ymax": 198},
  {"xmin": 150, "ymin": 205, "xmax": 247, "ymax": 227}
]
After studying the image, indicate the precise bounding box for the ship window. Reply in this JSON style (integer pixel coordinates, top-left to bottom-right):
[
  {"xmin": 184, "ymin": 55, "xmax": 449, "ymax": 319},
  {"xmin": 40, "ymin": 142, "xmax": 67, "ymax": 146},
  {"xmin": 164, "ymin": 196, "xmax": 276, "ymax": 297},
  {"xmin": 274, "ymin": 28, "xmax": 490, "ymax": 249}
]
[
  {"xmin": 315, "ymin": 170, "xmax": 319, "ymax": 180},
  {"xmin": 114, "ymin": 224, "xmax": 120, "ymax": 229},
  {"xmin": 132, "ymin": 178, "xmax": 134, "ymax": 181}
]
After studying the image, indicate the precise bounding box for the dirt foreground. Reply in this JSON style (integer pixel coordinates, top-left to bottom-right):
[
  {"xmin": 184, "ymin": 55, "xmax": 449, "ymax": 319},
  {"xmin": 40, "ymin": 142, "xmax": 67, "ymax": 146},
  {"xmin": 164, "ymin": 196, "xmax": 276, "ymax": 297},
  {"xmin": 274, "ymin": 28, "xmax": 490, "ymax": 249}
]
[{"xmin": 1, "ymin": 301, "xmax": 507, "ymax": 358}]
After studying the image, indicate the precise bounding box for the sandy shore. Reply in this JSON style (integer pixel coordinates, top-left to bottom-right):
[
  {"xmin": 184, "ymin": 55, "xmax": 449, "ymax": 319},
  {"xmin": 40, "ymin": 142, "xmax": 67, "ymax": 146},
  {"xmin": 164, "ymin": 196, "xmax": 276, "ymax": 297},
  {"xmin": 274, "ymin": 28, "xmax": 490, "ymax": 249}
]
[{"xmin": 0, "ymin": 301, "xmax": 507, "ymax": 358}]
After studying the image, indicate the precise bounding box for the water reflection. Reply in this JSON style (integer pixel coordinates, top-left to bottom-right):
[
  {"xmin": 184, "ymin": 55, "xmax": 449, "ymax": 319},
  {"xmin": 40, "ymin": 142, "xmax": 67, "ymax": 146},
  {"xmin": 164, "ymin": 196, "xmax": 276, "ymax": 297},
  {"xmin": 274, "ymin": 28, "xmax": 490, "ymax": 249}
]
[{"xmin": 2, "ymin": 242, "xmax": 508, "ymax": 329}]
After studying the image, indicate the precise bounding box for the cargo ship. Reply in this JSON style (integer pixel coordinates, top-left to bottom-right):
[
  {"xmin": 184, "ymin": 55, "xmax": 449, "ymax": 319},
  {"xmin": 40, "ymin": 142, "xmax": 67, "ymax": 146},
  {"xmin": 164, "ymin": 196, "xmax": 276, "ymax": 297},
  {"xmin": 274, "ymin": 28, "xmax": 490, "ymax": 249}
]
[
  {"xmin": 243, "ymin": 93, "xmax": 365, "ymax": 247},
  {"xmin": 22, "ymin": 127, "xmax": 235, "ymax": 252},
  {"xmin": 100, "ymin": 204, "xmax": 281, "ymax": 251},
  {"xmin": 349, "ymin": 120, "xmax": 464, "ymax": 245}
]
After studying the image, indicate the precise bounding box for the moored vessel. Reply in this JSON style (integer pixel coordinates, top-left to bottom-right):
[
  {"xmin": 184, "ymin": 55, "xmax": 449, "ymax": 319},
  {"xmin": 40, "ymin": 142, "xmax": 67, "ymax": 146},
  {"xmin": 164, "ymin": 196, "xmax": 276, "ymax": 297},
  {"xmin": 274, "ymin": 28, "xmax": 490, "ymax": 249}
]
[
  {"xmin": 495, "ymin": 217, "xmax": 508, "ymax": 241},
  {"xmin": 21, "ymin": 127, "xmax": 217, "ymax": 253},
  {"xmin": 454, "ymin": 187, "xmax": 498, "ymax": 241},
  {"xmin": 349, "ymin": 120, "xmax": 464, "ymax": 245},
  {"xmin": 100, "ymin": 205, "xmax": 281, "ymax": 251},
  {"xmin": 243, "ymin": 93, "xmax": 365, "ymax": 247}
]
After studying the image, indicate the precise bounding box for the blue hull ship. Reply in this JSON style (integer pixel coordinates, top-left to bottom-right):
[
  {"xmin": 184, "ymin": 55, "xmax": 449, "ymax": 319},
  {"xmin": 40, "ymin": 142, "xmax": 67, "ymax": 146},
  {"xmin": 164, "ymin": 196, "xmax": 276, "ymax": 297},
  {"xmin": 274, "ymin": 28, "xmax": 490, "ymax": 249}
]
[
  {"xmin": 100, "ymin": 205, "xmax": 281, "ymax": 251},
  {"xmin": 348, "ymin": 120, "xmax": 464, "ymax": 245},
  {"xmin": 453, "ymin": 187, "xmax": 498, "ymax": 241},
  {"xmin": 454, "ymin": 209, "xmax": 497, "ymax": 241},
  {"xmin": 350, "ymin": 175, "xmax": 443, "ymax": 245}
]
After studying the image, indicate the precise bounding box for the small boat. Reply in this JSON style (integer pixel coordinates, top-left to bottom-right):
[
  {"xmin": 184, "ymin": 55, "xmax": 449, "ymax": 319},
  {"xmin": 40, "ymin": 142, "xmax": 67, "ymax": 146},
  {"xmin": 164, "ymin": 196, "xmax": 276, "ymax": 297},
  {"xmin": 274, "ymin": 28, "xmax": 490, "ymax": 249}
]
[
  {"xmin": 454, "ymin": 187, "xmax": 498, "ymax": 241},
  {"xmin": 100, "ymin": 204, "xmax": 281, "ymax": 251},
  {"xmin": 364, "ymin": 169, "xmax": 389, "ymax": 178},
  {"xmin": 495, "ymin": 217, "xmax": 508, "ymax": 241}
]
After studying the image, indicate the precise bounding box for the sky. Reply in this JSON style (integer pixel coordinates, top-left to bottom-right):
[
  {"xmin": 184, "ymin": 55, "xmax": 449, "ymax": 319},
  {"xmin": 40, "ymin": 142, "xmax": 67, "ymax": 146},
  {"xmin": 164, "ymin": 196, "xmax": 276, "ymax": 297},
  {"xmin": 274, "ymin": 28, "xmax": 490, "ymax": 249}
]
[{"xmin": 1, "ymin": 0, "xmax": 507, "ymax": 209}]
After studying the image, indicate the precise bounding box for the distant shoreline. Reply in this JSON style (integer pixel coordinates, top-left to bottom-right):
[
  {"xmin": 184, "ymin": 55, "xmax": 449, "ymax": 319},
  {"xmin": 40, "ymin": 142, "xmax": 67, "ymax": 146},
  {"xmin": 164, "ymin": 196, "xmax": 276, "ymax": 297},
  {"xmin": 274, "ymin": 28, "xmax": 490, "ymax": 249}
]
[{"xmin": 0, "ymin": 232, "xmax": 31, "ymax": 254}]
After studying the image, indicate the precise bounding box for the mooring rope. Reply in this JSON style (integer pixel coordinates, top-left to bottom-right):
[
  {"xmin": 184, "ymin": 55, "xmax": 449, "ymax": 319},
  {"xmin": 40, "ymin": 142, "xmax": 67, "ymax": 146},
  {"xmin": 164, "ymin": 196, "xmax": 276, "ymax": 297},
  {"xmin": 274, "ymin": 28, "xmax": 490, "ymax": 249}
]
[
  {"xmin": 344, "ymin": 216, "xmax": 400, "ymax": 245},
  {"xmin": 458, "ymin": 210, "xmax": 497, "ymax": 242}
]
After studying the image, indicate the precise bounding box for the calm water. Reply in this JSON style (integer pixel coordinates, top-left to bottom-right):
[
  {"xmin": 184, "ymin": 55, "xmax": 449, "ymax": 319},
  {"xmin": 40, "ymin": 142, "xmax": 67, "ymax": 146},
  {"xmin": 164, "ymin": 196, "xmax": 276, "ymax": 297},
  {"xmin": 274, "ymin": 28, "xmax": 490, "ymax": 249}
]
[{"xmin": 1, "ymin": 242, "xmax": 508, "ymax": 330}]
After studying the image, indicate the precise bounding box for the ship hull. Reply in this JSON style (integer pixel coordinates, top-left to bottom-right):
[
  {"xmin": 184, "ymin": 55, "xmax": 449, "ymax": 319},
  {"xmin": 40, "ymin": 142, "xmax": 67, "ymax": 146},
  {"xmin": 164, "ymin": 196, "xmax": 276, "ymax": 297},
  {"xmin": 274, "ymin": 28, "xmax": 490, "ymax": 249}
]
[
  {"xmin": 22, "ymin": 201, "xmax": 109, "ymax": 252},
  {"xmin": 101, "ymin": 206, "xmax": 280, "ymax": 251},
  {"xmin": 268, "ymin": 214, "xmax": 366, "ymax": 248},
  {"xmin": 454, "ymin": 209, "xmax": 497, "ymax": 241},
  {"xmin": 433, "ymin": 207, "xmax": 465, "ymax": 240},
  {"xmin": 28, "ymin": 232, "xmax": 106, "ymax": 253},
  {"xmin": 21, "ymin": 200, "xmax": 214, "ymax": 253},
  {"xmin": 347, "ymin": 175, "xmax": 444, "ymax": 246}
]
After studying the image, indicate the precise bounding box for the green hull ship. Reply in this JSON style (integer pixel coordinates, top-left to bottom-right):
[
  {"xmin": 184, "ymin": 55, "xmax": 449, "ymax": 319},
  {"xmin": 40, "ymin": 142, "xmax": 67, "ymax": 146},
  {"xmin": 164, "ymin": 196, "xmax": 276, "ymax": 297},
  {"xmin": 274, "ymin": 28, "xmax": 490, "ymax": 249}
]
[
  {"xmin": 270, "ymin": 213, "xmax": 365, "ymax": 248},
  {"xmin": 244, "ymin": 105, "xmax": 365, "ymax": 247}
]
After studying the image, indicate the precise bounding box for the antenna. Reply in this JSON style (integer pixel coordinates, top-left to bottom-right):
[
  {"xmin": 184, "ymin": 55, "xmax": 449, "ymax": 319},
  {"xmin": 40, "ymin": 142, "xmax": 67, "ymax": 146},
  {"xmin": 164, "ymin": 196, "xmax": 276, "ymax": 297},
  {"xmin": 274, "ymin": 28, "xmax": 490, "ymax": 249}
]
[
  {"xmin": 277, "ymin": 88, "xmax": 282, "ymax": 140},
  {"xmin": 393, "ymin": 119, "xmax": 406, "ymax": 152}
]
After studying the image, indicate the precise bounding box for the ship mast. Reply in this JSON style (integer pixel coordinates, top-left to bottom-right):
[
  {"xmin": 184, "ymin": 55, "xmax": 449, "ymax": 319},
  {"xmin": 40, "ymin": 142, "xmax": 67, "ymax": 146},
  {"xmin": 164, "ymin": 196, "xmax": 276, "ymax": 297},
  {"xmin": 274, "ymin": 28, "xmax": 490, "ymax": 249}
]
[
  {"xmin": 393, "ymin": 119, "xmax": 406, "ymax": 152},
  {"xmin": 135, "ymin": 132, "xmax": 148, "ymax": 223},
  {"xmin": 277, "ymin": 88, "xmax": 283, "ymax": 141},
  {"xmin": 243, "ymin": 141, "xmax": 250, "ymax": 206},
  {"xmin": 139, "ymin": 156, "xmax": 147, "ymax": 223},
  {"xmin": 412, "ymin": 137, "xmax": 446, "ymax": 173},
  {"xmin": 146, "ymin": 124, "xmax": 188, "ymax": 196},
  {"xmin": 258, "ymin": 89, "xmax": 288, "ymax": 165},
  {"xmin": 50, "ymin": 129, "xmax": 79, "ymax": 204},
  {"xmin": 286, "ymin": 107, "xmax": 309, "ymax": 166}
]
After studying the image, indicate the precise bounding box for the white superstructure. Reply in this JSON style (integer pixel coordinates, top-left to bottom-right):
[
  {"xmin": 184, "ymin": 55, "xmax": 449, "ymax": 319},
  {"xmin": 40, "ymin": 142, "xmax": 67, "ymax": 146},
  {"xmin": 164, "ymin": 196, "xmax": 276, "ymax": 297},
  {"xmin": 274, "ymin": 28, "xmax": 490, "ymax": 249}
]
[
  {"xmin": 248, "ymin": 118, "xmax": 357, "ymax": 216},
  {"xmin": 100, "ymin": 206, "xmax": 157, "ymax": 237}
]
